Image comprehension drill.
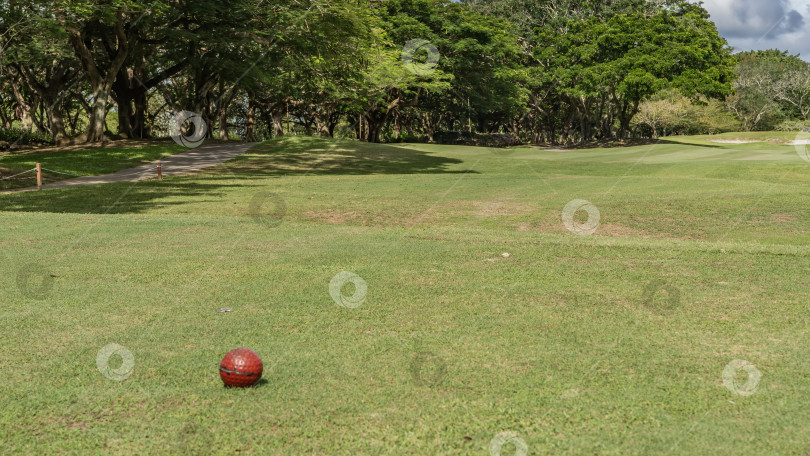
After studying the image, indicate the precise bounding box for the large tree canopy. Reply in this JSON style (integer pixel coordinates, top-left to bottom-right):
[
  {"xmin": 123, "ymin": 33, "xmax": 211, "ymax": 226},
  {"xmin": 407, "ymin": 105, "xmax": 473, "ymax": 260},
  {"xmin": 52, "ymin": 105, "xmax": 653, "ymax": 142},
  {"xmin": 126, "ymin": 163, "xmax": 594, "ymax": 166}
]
[{"xmin": 0, "ymin": 0, "xmax": 772, "ymax": 146}]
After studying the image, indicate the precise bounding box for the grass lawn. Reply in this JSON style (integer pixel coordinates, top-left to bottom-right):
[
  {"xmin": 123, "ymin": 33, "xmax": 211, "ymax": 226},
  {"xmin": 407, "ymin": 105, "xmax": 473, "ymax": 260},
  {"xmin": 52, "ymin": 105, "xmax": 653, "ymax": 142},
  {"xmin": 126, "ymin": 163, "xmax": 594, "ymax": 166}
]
[
  {"xmin": 1, "ymin": 133, "xmax": 809, "ymax": 454},
  {"xmin": 0, "ymin": 141, "xmax": 187, "ymax": 190}
]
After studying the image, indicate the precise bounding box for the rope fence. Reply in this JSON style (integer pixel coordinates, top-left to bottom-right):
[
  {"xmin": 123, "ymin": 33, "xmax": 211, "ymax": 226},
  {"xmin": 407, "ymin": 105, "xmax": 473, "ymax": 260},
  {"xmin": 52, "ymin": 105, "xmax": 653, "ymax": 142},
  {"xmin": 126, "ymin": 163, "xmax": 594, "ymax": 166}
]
[
  {"xmin": 1, "ymin": 160, "xmax": 164, "ymax": 191},
  {"xmin": 0, "ymin": 168, "xmax": 37, "ymax": 181},
  {"xmin": 40, "ymin": 167, "xmax": 82, "ymax": 177}
]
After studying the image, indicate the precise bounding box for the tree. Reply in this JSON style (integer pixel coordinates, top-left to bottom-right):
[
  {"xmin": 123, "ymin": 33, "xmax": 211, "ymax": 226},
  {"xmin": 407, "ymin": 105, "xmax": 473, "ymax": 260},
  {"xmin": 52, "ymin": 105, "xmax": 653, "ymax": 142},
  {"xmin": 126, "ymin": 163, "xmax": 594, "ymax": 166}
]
[
  {"xmin": 774, "ymin": 58, "xmax": 810, "ymax": 121},
  {"xmin": 55, "ymin": 1, "xmax": 158, "ymax": 142},
  {"xmin": 0, "ymin": 1, "xmax": 81, "ymax": 143},
  {"xmin": 633, "ymin": 89, "xmax": 690, "ymax": 137},
  {"xmin": 0, "ymin": 0, "xmax": 758, "ymax": 147},
  {"xmin": 726, "ymin": 50, "xmax": 805, "ymax": 130}
]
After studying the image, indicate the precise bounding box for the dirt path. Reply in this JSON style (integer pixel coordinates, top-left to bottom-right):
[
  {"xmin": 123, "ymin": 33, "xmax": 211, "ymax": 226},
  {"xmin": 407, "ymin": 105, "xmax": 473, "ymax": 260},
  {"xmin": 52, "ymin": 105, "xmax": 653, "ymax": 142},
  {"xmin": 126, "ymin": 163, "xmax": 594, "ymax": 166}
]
[{"xmin": 5, "ymin": 142, "xmax": 256, "ymax": 193}]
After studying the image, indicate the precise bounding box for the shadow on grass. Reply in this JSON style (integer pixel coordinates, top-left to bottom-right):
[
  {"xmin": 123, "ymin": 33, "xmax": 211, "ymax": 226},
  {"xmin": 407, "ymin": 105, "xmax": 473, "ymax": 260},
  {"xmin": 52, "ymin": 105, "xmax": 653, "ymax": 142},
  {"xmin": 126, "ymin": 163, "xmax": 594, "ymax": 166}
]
[
  {"xmin": 656, "ymin": 138, "xmax": 725, "ymax": 149},
  {"xmin": 0, "ymin": 137, "xmax": 473, "ymax": 214},
  {"xmin": 0, "ymin": 180, "xmax": 250, "ymax": 214},
  {"xmin": 218, "ymin": 137, "xmax": 470, "ymax": 176},
  {"xmin": 223, "ymin": 378, "xmax": 269, "ymax": 389}
]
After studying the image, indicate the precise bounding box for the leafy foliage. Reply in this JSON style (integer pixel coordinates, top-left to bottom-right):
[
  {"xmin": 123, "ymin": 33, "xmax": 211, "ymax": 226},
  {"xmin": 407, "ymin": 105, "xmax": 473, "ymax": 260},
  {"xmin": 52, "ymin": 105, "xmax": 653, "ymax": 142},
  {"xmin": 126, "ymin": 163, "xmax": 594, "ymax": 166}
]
[
  {"xmin": 727, "ymin": 50, "xmax": 810, "ymax": 131},
  {"xmin": 0, "ymin": 0, "xmax": 797, "ymax": 146}
]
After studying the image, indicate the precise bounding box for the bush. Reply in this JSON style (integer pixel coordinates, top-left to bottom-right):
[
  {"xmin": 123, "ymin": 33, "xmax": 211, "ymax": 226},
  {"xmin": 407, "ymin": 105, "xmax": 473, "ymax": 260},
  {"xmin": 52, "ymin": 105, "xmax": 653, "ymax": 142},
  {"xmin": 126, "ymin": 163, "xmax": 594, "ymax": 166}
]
[
  {"xmin": 632, "ymin": 90, "xmax": 742, "ymax": 137},
  {"xmin": 0, "ymin": 128, "xmax": 53, "ymax": 146},
  {"xmin": 775, "ymin": 119, "xmax": 810, "ymax": 132}
]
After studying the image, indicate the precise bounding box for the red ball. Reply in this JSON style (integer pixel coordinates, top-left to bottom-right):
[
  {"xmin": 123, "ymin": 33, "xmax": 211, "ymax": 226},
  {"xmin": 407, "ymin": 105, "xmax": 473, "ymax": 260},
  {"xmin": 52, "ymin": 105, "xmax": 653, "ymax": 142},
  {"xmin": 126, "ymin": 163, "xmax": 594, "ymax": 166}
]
[{"xmin": 219, "ymin": 348, "xmax": 263, "ymax": 387}]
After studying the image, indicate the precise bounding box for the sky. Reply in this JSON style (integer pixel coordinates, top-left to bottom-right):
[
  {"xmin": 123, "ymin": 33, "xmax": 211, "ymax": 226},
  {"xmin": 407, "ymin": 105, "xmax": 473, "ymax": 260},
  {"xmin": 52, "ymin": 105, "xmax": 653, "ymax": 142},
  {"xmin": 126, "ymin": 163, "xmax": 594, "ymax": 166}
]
[{"xmin": 698, "ymin": 0, "xmax": 810, "ymax": 60}]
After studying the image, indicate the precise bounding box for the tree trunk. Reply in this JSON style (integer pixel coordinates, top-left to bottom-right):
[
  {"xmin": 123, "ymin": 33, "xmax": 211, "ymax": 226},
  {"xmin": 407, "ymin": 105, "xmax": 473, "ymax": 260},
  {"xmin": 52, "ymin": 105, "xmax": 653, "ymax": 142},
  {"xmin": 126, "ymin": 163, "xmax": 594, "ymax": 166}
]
[
  {"xmin": 112, "ymin": 48, "xmax": 186, "ymax": 139},
  {"xmin": 112, "ymin": 73, "xmax": 148, "ymax": 139},
  {"xmin": 561, "ymin": 108, "xmax": 576, "ymax": 145},
  {"xmin": 367, "ymin": 123, "xmax": 381, "ymax": 142},
  {"xmin": 245, "ymin": 101, "xmax": 256, "ymax": 142},
  {"xmin": 216, "ymin": 81, "xmax": 238, "ymax": 141},
  {"xmin": 423, "ymin": 114, "xmax": 437, "ymax": 142},
  {"xmin": 0, "ymin": 109, "xmax": 11, "ymax": 129},
  {"xmin": 10, "ymin": 79, "xmax": 34, "ymax": 132},
  {"xmin": 86, "ymin": 87, "xmax": 110, "ymax": 142},
  {"xmin": 316, "ymin": 121, "xmax": 330, "ymax": 137},
  {"xmin": 313, "ymin": 107, "xmax": 333, "ymax": 137},
  {"xmin": 616, "ymin": 99, "xmax": 640, "ymax": 140},
  {"xmin": 193, "ymin": 69, "xmax": 216, "ymax": 138},
  {"xmin": 393, "ymin": 111, "xmax": 401, "ymax": 140},
  {"xmin": 327, "ymin": 111, "xmax": 340, "ymax": 138},
  {"xmin": 43, "ymin": 89, "xmax": 68, "ymax": 144},
  {"xmin": 116, "ymin": 92, "xmax": 134, "ymax": 139},
  {"xmin": 271, "ymin": 107, "xmax": 284, "ymax": 138},
  {"xmin": 133, "ymin": 90, "xmax": 148, "ymax": 138},
  {"xmin": 218, "ymin": 111, "xmax": 229, "ymax": 140},
  {"xmin": 364, "ymin": 109, "xmax": 386, "ymax": 143}
]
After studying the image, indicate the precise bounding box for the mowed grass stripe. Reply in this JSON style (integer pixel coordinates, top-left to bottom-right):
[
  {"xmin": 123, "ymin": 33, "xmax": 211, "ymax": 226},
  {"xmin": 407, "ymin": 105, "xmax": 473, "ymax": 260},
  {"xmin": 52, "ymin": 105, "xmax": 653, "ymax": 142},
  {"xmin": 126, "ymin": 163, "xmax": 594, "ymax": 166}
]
[{"xmin": 1, "ymin": 133, "xmax": 809, "ymax": 454}]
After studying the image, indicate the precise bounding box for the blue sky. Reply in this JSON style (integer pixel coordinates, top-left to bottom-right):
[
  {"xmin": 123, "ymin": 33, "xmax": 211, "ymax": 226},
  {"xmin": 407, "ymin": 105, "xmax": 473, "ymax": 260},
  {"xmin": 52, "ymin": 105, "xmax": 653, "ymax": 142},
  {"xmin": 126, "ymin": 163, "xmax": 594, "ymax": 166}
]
[{"xmin": 699, "ymin": 0, "xmax": 809, "ymax": 59}]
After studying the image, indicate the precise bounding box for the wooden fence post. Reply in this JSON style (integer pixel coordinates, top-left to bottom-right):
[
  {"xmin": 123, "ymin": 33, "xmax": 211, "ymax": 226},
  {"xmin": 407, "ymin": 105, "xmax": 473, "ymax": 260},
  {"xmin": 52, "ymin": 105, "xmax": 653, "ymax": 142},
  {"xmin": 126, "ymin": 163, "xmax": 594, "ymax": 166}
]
[
  {"xmin": 36, "ymin": 163, "xmax": 42, "ymax": 190},
  {"xmin": 157, "ymin": 161, "xmax": 163, "ymax": 180}
]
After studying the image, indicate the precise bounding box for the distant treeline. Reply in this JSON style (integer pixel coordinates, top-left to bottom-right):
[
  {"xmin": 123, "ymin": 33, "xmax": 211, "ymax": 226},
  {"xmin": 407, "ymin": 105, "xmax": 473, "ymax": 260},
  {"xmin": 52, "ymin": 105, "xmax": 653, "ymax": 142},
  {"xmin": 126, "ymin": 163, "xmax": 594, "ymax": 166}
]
[{"xmin": 1, "ymin": 0, "xmax": 808, "ymax": 146}]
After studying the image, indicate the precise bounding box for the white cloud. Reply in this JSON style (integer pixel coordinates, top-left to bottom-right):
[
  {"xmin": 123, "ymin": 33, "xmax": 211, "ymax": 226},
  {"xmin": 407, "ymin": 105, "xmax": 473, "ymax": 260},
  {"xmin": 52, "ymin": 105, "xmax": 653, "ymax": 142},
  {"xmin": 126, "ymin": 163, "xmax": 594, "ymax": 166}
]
[
  {"xmin": 703, "ymin": 0, "xmax": 803, "ymax": 38},
  {"xmin": 699, "ymin": 0, "xmax": 810, "ymax": 60}
]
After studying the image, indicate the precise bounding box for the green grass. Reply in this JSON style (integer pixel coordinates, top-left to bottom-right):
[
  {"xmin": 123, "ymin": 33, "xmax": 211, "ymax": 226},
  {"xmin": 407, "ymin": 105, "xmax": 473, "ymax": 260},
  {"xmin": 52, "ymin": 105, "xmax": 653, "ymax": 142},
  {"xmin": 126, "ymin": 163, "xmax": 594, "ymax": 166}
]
[
  {"xmin": 1, "ymin": 133, "xmax": 809, "ymax": 454},
  {"xmin": 0, "ymin": 141, "xmax": 186, "ymax": 190}
]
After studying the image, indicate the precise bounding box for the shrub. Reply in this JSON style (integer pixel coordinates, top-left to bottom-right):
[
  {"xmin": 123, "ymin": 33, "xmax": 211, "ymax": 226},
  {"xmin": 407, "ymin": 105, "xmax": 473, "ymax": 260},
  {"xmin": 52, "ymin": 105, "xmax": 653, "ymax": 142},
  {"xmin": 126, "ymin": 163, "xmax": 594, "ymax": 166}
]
[
  {"xmin": 632, "ymin": 90, "xmax": 741, "ymax": 137},
  {"xmin": 775, "ymin": 119, "xmax": 810, "ymax": 132},
  {"xmin": 0, "ymin": 128, "xmax": 53, "ymax": 146}
]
